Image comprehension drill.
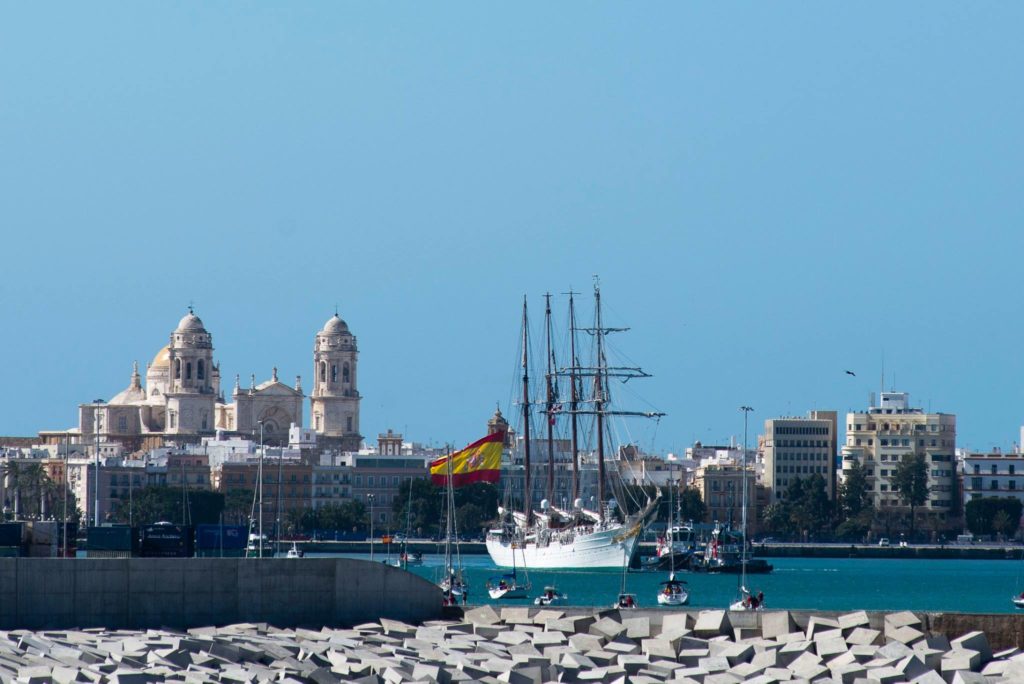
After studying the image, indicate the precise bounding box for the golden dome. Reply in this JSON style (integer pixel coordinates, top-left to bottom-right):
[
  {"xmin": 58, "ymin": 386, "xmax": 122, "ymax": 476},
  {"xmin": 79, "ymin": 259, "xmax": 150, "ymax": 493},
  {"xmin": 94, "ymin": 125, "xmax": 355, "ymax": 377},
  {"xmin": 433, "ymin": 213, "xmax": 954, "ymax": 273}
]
[{"xmin": 151, "ymin": 345, "xmax": 170, "ymax": 368}]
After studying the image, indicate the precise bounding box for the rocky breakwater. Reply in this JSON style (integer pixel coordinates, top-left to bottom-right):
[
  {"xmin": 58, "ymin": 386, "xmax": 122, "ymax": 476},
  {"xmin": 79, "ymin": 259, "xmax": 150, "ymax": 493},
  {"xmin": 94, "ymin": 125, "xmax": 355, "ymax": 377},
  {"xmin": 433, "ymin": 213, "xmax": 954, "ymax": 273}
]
[{"xmin": 0, "ymin": 608, "xmax": 1020, "ymax": 683}]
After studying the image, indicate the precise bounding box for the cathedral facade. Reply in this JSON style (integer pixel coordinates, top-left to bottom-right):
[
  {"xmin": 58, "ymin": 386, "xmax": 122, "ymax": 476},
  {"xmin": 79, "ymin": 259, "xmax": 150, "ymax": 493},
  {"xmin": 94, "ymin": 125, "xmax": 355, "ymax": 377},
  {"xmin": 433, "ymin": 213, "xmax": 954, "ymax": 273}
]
[{"xmin": 48, "ymin": 311, "xmax": 362, "ymax": 450}]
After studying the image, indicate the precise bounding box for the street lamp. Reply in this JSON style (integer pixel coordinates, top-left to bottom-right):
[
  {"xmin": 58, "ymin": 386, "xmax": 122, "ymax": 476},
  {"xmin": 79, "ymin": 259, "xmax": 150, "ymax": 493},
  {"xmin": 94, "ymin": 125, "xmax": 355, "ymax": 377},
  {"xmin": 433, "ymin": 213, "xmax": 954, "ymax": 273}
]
[{"xmin": 367, "ymin": 493, "xmax": 375, "ymax": 562}]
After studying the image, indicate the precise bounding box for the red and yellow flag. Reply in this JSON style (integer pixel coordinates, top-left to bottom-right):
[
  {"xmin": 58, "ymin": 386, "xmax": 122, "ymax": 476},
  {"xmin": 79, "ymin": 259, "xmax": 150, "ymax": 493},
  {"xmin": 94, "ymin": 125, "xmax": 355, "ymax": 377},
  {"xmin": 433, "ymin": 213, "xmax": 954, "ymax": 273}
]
[{"xmin": 430, "ymin": 432, "xmax": 503, "ymax": 487}]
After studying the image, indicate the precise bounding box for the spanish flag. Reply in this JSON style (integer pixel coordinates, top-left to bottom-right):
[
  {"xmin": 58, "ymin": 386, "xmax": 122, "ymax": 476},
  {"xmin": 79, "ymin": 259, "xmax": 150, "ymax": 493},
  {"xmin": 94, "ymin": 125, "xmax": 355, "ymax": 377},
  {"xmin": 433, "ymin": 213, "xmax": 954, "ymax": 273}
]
[{"xmin": 430, "ymin": 432, "xmax": 503, "ymax": 487}]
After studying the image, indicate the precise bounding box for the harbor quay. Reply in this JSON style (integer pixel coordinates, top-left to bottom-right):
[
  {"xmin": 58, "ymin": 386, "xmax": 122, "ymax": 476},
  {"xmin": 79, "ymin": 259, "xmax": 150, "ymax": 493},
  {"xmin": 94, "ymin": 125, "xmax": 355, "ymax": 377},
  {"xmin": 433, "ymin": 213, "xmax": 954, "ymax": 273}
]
[{"xmin": 0, "ymin": 604, "xmax": 1022, "ymax": 683}]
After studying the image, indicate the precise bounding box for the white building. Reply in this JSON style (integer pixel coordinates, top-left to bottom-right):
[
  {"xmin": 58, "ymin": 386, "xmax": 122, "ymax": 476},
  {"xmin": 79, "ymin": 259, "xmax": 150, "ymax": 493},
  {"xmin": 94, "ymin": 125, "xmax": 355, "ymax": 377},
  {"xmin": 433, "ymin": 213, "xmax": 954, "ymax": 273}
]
[
  {"xmin": 962, "ymin": 449, "xmax": 1024, "ymax": 507},
  {"xmin": 841, "ymin": 392, "xmax": 957, "ymax": 515}
]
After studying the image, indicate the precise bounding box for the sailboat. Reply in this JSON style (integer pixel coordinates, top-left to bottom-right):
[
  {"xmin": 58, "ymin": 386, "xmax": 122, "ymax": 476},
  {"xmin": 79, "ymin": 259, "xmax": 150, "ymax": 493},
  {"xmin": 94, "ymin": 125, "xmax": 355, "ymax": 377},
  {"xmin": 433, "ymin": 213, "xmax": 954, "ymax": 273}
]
[
  {"xmin": 656, "ymin": 467, "xmax": 689, "ymax": 606},
  {"xmin": 486, "ymin": 283, "xmax": 662, "ymax": 570},
  {"xmin": 615, "ymin": 546, "xmax": 638, "ymax": 609},
  {"xmin": 437, "ymin": 446, "xmax": 467, "ymax": 604},
  {"xmin": 729, "ymin": 406, "xmax": 764, "ymax": 612},
  {"xmin": 534, "ymin": 585, "xmax": 567, "ymax": 606}
]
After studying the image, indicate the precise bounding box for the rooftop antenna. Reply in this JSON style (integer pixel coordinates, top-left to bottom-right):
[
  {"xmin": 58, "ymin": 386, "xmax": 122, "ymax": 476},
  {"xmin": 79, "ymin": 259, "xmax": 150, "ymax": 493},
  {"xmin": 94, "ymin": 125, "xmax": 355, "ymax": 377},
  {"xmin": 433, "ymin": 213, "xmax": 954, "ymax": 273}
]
[{"xmin": 188, "ymin": 300, "xmax": 194, "ymax": 314}]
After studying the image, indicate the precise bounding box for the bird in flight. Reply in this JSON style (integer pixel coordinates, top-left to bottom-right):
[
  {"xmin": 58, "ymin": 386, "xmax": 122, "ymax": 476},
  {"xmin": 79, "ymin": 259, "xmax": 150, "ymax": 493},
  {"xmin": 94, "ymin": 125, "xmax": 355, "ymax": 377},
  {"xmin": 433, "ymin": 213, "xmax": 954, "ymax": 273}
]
[{"xmin": 845, "ymin": 370, "xmax": 856, "ymax": 377}]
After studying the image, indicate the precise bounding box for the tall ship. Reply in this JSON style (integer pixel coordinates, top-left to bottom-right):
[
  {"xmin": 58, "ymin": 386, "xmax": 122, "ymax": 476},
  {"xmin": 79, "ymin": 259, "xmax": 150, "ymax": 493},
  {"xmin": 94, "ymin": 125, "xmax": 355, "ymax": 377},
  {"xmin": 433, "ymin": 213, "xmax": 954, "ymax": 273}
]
[{"xmin": 486, "ymin": 281, "xmax": 662, "ymax": 570}]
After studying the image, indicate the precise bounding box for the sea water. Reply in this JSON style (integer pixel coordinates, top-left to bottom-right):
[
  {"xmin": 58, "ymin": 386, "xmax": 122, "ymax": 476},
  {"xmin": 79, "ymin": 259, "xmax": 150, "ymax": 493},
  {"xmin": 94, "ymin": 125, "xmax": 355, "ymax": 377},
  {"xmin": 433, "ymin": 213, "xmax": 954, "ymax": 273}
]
[{"xmin": 326, "ymin": 552, "xmax": 1024, "ymax": 613}]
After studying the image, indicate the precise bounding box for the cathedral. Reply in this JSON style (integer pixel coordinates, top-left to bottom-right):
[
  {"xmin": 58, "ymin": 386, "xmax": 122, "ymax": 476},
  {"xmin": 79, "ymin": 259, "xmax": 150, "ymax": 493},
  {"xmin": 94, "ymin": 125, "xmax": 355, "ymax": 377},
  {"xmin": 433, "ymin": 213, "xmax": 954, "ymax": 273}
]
[{"xmin": 49, "ymin": 310, "xmax": 362, "ymax": 451}]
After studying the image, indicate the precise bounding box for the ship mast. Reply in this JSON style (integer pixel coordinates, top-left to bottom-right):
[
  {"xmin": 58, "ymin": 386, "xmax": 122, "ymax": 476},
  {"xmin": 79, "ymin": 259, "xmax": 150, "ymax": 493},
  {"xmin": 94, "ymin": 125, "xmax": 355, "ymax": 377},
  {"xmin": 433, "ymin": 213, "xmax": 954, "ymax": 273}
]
[
  {"xmin": 567, "ymin": 291, "xmax": 580, "ymax": 503},
  {"xmin": 594, "ymin": 283, "xmax": 607, "ymax": 522},
  {"xmin": 521, "ymin": 296, "xmax": 532, "ymax": 526},
  {"xmin": 544, "ymin": 293, "xmax": 556, "ymax": 506}
]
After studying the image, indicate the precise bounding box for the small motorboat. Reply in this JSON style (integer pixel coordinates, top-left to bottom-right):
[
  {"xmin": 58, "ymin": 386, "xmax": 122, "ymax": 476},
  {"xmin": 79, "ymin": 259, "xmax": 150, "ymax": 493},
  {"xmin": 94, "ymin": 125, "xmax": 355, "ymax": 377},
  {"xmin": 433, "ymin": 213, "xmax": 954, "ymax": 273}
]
[
  {"xmin": 656, "ymin": 574, "xmax": 689, "ymax": 606},
  {"xmin": 285, "ymin": 542, "xmax": 304, "ymax": 559},
  {"xmin": 487, "ymin": 572, "xmax": 529, "ymax": 600},
  {"xmin": 439, "ymin": 570, "xmax": 466, "ymax": 597},
  {"xmin": 534, "ymin": 586, "xmax": 567, "ymax": 606},
  {"xmin": 615, "ymin": 593, "xmax": 638, "ymax": 610},
  {"xmin": 399, "ymin": 551, "xmax": 423, "ymax": 566},
  {"xmin": 1013, "ymin": 593, "xmax": 1024, "ymax": 609}
]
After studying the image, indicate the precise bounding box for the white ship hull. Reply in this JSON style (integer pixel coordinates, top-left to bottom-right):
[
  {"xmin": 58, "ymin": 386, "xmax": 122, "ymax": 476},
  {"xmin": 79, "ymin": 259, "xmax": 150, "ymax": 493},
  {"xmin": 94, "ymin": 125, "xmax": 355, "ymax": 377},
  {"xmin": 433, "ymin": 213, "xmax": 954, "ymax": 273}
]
[{"xmin": 486, "ymin": 523, "xmax": 641, "ymax": 570}]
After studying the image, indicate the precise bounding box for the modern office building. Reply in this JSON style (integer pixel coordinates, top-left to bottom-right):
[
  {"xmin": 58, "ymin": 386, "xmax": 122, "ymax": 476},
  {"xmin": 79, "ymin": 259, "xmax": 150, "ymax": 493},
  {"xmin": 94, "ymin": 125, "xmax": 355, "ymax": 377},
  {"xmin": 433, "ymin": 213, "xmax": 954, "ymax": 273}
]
[{"xmin": 760, "ymin": 410, "xmax": 838, "ymax": 501}]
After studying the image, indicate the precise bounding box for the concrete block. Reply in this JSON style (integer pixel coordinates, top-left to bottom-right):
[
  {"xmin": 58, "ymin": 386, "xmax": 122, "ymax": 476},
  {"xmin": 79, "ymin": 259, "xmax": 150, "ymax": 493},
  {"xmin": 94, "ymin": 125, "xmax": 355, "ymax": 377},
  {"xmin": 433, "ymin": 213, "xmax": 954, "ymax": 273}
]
[
  {"xmin": 831, "ymin": 662, "xmax": 867, "ymax": 684},
  {"xmin": 949, "ymin": 631, "xmax": 991, "ymax": 665},
  {"xmin": 696, "ymin": 655, "xmax": 730, "ymax": 673},
  {"xmin": 883, "ymin": 611, "xmax": 921, "ymax": 630},
  {"xmin": 621, "ymin": 617, "xmax": 651, "ymax": 640},
  {"xmin": 837, "ymin": 611, "xmax": 871, "ymax": 632},
  {"xmin": 464, "ymin": 606, "xmax": 501, "ymax": 626},
  {"xmin": 909, "ymin": 672, "xmax": 946, "ymax": 684},
  {"xmin": 886, "ymin": 625, "xmax": 925, "ymax": 645},
  {"xmin": 531, "ymin": 610, "xmax": 563, "ymax": 626},
  {"xmin": 816, "ymin": 637, "xmax": 849, "ymax": 659},
  {"xmin": 660, "ymin": 612, "xmax": 691, "ymax": 636},
  {"xmin": 546, "ymin": 616, "xmax": 594, "ymax": 634},
  {"xmin": 777, "ymin": 640, "xmax": 813, "ymax": 667},
  {"xmin": 805, "ymin": 616, "xmax": 840, "ymax": 640},
  {"xmin": 584, "ymin": 650, "xmax": 616, "ymax": 667},
  {"xmin": 568, "ymin": 634, "xmax": 604, "ymax": 653},
  {"xmin": 677, "ymin": 648, "xmax": 710, "ymax": 666},
  {"xmin": 590, "ymin": 617, "xmax": 627, "ymax": 640},
  {"xmin": 949, "ymin": 673, "xmax": 987, "ymax": 684},
  {"xmin": 603, "ymin": 636, "xmax": 639, "ymax": 655},
  {"xmin": 940, "ymin": 649, "xmax": 982, "ymax": 677},
  {"xmin": 499, "ymin": 608, "xmax": 533, "ymax": 625},
  {"xmin": 845, "ymin": 628, "xmax": 882, "ymax": 647},
  {"xmin": 693, "ymin": 611, "xmax": 732, "ymax": 638},
  {"xmin": 640, "ymin": 638, "xmax": 677, "ymax": 660}
]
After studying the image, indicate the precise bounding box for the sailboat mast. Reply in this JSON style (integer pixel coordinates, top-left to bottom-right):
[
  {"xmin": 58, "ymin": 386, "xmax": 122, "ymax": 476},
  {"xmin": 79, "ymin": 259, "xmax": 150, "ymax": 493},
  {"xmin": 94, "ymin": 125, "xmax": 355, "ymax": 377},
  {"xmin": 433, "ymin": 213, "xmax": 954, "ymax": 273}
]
[
  {"xmin": 544, "ymin": 293, "xmax": 555, "ymax": 506},
  {"xmin": 521, "ymin": 297, "xmax": 532, "ymax": 525},
  {"xmin": 568, "ymin": 292, "xmax": 580, "ymax": 503},
  {"xmin": 594, "ymin": 283, "xmax": 607, "ymax": 522},
  {"xmin": 739, "ymin": 406, "xmax": 753, "ymax": 592}
]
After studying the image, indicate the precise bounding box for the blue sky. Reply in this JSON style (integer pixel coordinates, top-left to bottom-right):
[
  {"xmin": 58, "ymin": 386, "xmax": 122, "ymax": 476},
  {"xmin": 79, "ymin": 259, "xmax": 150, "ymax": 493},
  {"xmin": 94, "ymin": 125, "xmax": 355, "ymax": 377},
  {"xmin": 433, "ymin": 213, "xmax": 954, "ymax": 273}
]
[{"xmin": 1, "ymin": 4, "xmax": 1022, "ymax": 453}]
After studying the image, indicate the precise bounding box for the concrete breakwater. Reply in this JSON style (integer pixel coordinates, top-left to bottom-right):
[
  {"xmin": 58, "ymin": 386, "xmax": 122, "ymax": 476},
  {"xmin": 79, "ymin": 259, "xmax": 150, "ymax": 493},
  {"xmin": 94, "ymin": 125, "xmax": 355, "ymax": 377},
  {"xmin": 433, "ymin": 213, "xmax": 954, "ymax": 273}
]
[
  {"xmin": 0, "ymin": 557, "xmax": 442, "ymax": 630},
  {"xmin": 1, "ymin": 607, "xmax": 1023, "ymax": 683}
]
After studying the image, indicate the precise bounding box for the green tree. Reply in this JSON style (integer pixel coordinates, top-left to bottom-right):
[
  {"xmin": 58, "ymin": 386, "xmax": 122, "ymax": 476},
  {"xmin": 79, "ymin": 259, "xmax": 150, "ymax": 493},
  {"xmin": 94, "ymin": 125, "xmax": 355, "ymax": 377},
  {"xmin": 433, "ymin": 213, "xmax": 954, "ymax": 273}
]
[
  {"xmin": 892, "ymin": 453, "xmax": 929, "ymax": 538},
  {"xmin": 965, "ymin": 497, "xmax": 1023, "ymax": 538},
  {"xmin": 839, "ymin": 460, "xmax": 872, "ymax": 520},
  {"xmin": 761, "ymin": 502, "xmax": 794, "ymax": 536},
  {"xmin": 678, "ymin": 488, "xmax": 707, "ymax": 524},
  {"xmin": 110, "ymin": 486, "xmax": 225, "ymax": 526},
  {"xmin": 223, "ymin": 489, "xmax": 254, "ymax": 525},
  {"xmin": 455, "ymin": 503, "xmax": 486, "ymax": 538}
]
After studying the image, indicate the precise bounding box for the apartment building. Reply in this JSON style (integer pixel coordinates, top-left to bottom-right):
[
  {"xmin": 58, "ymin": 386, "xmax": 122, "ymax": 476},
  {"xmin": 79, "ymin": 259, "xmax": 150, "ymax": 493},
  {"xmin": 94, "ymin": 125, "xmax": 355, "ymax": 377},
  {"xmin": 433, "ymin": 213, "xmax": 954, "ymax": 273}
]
[
  {"xmin": 841, "ymin": 392, "xmax": 957, "ymax": 515},
  {"xmin": 962, "ymin": 450, "xmax": 1024, "ymax": 507}
]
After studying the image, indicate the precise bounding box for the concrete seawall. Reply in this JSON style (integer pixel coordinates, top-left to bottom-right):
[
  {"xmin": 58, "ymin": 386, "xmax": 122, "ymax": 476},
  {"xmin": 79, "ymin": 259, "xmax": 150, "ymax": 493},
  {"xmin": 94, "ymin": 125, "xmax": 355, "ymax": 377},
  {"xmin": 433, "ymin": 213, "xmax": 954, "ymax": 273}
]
[{"xmin": 0, "ymin": 557, "xmax": 443, "ymax": 630}]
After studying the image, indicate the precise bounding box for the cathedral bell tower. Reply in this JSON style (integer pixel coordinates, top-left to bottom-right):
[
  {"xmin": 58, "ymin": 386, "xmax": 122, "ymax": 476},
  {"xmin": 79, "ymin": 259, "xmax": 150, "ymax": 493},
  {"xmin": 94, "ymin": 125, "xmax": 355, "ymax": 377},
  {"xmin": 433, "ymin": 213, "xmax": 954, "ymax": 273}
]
[
  {"xmin": 310, "ymin": 313, "xmax": 361, "ymax": 449},
  {"xmin": 165, "ymin": 308, "xmax": 216, "ymax": 435}
]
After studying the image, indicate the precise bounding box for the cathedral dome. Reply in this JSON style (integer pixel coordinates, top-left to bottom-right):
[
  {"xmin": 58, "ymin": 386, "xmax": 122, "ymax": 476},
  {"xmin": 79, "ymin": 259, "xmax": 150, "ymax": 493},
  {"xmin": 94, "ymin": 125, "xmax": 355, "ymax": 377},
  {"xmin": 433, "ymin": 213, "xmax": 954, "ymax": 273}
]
[
  {"xmin": 322, "ymin": 314, "xmax": 349, "ymax": 334},
  {"xmin": 151, "ymin": 345, "xmax": 171, "ymax": 368},
  {"xmin": 176, "ymin": 312, "xmax": 207, "ymax": 333}
]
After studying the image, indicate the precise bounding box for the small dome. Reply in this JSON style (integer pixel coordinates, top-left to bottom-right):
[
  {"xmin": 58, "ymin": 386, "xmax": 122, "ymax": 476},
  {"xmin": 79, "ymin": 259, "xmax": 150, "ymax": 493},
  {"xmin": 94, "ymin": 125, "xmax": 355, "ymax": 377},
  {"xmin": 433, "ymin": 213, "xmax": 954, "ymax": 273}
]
[
  {"xmin": 110, "ymin": 385, "xmax": 146, "ymax": 405},
  {"xmin": 151, "ymin": 345, "xmax": 171, "ymax": 368},
  {"xmin": 176, "ymin": 312, "xmax": 207, "ymax": 333},
  {"xmin": 322, "ymin": 314, "xmax": 349, "ymax": 334}
]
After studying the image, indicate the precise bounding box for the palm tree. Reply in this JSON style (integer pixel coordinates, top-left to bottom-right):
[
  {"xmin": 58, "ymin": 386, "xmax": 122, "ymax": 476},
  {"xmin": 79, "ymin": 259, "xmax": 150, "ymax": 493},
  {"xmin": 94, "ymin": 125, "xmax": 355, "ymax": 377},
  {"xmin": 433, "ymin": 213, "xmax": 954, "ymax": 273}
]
[{"xmin": 1, "ymin": 461, "xmax": 24, "ymax": 519}]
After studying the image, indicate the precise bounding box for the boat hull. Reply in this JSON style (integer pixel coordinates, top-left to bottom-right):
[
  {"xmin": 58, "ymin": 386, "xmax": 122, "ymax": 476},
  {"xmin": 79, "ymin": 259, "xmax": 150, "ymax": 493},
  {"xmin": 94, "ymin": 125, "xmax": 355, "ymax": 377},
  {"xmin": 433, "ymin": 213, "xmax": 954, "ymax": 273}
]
[{"xmin": 486, "ymin": 524, "xmax": 641, "ymax": 569}]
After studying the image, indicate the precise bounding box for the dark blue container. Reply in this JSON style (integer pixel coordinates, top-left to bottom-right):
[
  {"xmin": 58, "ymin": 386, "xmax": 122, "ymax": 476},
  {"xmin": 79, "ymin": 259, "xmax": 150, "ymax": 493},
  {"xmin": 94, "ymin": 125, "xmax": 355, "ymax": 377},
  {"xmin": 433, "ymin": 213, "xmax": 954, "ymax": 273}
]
[{"xmin": 195, "ymin": 524, "xmax": 247, "ymax": 550}]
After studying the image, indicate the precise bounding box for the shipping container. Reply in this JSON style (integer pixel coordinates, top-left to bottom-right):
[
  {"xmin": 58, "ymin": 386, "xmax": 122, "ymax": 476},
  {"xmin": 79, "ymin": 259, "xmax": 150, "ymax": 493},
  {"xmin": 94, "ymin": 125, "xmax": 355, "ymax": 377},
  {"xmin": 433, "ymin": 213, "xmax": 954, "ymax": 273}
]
[
  {"xmin": 195, "ymin": 524, "xmax": 247, "ymax": 551},
  {"xmin": 86, "ymin": 526, "xmax": 137, "ymax": 552},
  {"xmin": 0, "ymin": 523, "xmax": 24, "ymax": 547},
  {"xmin": 139, "ymin": 523, "xmax": 194, "ymax": 558}
]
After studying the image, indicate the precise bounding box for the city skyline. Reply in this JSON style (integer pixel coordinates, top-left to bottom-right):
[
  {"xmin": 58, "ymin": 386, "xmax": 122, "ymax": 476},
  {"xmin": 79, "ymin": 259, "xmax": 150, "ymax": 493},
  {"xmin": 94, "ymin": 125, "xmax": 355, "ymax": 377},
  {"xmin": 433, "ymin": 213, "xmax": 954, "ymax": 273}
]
[{"xmin": 2, "ymin": 4, "xmax": 1023, "ymax": 451}]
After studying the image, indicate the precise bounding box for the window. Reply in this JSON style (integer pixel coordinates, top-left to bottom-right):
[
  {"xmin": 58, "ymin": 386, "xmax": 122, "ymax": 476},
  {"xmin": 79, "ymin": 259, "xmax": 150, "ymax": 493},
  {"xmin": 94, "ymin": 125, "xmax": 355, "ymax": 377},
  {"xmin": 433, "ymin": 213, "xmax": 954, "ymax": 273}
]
[
  {"xmin": 347, "ymin": 416, "xmax": 353, "ymax": 432},
  {"xmin": 973, "ymin": 464, "xmax": 980, "ymax": 475},
  {"xmin": 1012, "ymin": 465, "xmax": 1017, "ymax": 475},
  {"xmin": 1011, "ymin": 481, "xmax": 1017, "ymax": 491},
  {"xmin": 198, "ymin": 359, "xmax": 205, "ymax": 380},
  {"xmin": 331, "ymin": 364, "xmax": 338, "ymax": 382},
  {"xmin": 174, "ymin": 359, "xmax": 181, "ymax": 379},
  {"xmin": 991, "ymin": 480, "xmax": 999, "ymax": 490},
  {"xmin": 186, "ymin": 362, "xmax": 192, "ymax": 380},
  {"xmin": 118, "ymin": 416, "xmax": 127, "ymax": 431},
  {"xmin": 320, "ymin": 362, "xmax": 326, "ymax": 382},
  {"xmin": 992, "ymin": 465, "xmax": 998, "ymax": 475},
  {"xmin": 343, "ymin": 363, "xmax": 350, "ymax": 383}
]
